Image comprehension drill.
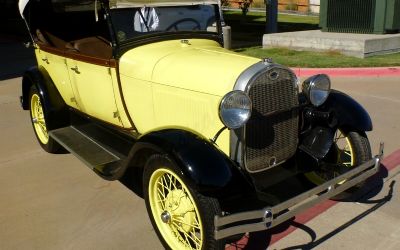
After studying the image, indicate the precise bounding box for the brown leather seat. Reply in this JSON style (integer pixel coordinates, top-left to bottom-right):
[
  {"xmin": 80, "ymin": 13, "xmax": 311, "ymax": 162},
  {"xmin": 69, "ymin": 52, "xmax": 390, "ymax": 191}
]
[
  {"xmin": 72, "ymin": 37, "xmax": 112, "ymax": 59},
  {"xmin": 36, "ymin": 29, "xmax": 50, "ymax": 46},
  {"xmin": 36, "ymin": 29, "xmax": 68, "ymax": 49}
]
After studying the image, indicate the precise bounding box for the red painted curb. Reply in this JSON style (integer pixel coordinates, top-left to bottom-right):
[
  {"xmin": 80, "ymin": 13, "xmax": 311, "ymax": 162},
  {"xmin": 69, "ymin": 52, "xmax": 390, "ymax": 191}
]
[
  {"xmin": 291, "ymin": 67, "xmax": 400, "ymax": 78},
  {"xmin": 226, "ymin": 149, "xmax": 400, "ymax": 249}
]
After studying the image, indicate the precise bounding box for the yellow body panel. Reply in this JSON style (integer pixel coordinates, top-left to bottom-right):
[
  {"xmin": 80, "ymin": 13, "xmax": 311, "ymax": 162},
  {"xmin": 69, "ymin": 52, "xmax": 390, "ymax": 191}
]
[
  {"xmin": 152, "ymin": 83, "xmax": 230, "ymax": 152},
  {"xmin": 67, "ymin": 59, "xmax": 123, "ymax": 126},
  {"xmin": 119, "ymin": 39, "xmax": 259, "ymax": 154},
  {"xmin": 120, "ymin": 75, "xmax": 155, "ymax": 130},
  {"xmin": 35, "ymin": 49, "xmax": 78, "ymax": 109},
  {"xmin": 110, "ymin": 70, "xmax": 132, "ymax": 128},
  {"xmin": 120, "ymin": 39, "xmax": 259, "ymax": 96}
]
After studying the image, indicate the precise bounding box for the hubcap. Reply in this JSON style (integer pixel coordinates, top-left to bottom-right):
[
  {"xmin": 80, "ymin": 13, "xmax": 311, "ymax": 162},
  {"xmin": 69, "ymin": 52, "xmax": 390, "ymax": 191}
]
[{"xmin": 161, "ymin": 211, "xmax": 171, "ymax": 224}]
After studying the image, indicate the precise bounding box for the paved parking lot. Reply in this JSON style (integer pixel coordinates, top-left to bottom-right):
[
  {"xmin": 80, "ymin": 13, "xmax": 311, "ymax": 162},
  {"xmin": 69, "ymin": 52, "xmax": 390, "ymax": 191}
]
[{"xmin": 1, "ymin": 75, "xmax": 399, "ymax": 249}]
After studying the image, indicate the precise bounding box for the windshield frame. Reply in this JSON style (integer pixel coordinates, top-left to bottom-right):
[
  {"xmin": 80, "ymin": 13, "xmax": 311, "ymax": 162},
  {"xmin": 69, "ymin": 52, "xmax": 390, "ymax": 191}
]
[{"xmin": 105, "ymin": 3, "xmax": 223, "ymax": 57}]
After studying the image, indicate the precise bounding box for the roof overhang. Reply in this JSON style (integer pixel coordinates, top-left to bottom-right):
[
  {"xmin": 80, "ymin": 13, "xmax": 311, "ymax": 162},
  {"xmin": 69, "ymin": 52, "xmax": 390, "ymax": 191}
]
[{"xmin": 18, "ymin": 0, "xmax": 29, "ymax": 16}]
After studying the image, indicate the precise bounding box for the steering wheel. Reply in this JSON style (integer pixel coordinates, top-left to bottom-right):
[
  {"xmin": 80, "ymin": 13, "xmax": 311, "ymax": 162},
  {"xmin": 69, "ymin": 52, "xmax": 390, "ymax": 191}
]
[{"xmin": 166, "ymin": 18, "xmax": 201, "ymax": 31}]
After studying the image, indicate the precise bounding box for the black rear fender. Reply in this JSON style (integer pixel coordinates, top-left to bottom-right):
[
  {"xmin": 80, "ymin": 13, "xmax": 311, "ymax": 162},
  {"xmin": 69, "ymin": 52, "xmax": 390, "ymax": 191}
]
[{"xmin": 21, "ymin": 66, "xmax": 69, "ymax": 129}]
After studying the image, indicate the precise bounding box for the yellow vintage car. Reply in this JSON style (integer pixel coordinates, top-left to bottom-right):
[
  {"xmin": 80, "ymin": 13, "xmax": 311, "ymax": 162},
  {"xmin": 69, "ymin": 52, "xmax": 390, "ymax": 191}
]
[{"xmin": 19, "ymin": 0, "xmax": 383, "ymax": 249}]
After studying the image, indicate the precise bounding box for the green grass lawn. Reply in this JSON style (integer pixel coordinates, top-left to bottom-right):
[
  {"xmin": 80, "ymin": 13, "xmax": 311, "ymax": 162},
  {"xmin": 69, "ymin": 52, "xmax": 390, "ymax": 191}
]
[
  {"xmin": 223, "ymin": 10, "xmax": 319, "ymax": 32},
  {"xmin": 235, "ymin": 47, "xmax": 400, "ymax": 68},
  {"xmin": 223, "ymin": 10, "xmax": 320, "ymax": 47},
  {"xmin": 223, "ymin": 10, "xmax": 319, "ymax": 24},
  {"xmin": 225, "ymin": 10, "xmax": 400, "ymax": 67}
]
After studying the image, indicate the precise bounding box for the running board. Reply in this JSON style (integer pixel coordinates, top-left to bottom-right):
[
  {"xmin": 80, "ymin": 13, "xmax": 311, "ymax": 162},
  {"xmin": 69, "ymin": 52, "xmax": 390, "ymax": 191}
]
[{"xmin": 49, "ymin": 126, "xmax": 125, "ymax": 176}]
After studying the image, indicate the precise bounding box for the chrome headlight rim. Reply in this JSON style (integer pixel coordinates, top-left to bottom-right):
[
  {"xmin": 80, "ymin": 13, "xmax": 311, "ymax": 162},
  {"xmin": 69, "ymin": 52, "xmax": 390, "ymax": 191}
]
[
  {"xmin": 219, "ymin": 90, "xmax": 252, "ymax": 130},
  {"xmin": 302, "ymin": 74, "xmax": 331, "ymax": 107}
]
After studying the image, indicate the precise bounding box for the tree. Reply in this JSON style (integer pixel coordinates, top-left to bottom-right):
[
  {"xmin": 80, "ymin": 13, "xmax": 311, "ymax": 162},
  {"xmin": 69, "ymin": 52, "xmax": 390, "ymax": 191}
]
[{"xmin": 239, "ymin": 0, "xmax": 253, "ymax": 16}]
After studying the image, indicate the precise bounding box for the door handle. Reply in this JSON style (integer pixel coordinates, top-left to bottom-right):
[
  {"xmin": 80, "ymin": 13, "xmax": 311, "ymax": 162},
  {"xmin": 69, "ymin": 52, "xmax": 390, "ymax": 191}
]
[{"xmin": 70, "ymin": 66, "xmax": 80, "ymax": 74}]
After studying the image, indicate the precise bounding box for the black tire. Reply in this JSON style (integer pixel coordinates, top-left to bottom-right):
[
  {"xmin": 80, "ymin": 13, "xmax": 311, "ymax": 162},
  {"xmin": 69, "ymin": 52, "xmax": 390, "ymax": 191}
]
[
  {"xmin": 29, "ymin": 85, "xmax": 61, "ymax": 153},
  {"xmin": 304, "ymin": 129, "xmax": 372, "ymax": 200},
  {"xmin": 143, "ymin": 154, "xmax": 224, "ymax": 250}
]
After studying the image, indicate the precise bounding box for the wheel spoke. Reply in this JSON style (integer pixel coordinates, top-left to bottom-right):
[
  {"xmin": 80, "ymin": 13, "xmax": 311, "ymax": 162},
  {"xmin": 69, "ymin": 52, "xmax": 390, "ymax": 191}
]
[
  {"xmin": 172, "ymin": 217, "xmax": 200, "ymax": 230},
  {"xmin": 335, "ymin": 134, "xmax": 346, "ymax": 142},
  {"xmin": 343, "ymin": 150, "xmax": 352, "ymax": 157},
  {"xmin": 37, "ymin": 117, "xmax": 45, "ymax": 123},
  {"xmin": 185, "ymin": 230, "xmax": 201, "ymax": 249},
  {"xmin": 171, "ymin": 175, "xmax": 178, "ymax": 191},
  {"xmin": 156, "ymin": 190, "xmax": 166, "ymax": 210},
  {"xmin": 342, "ymin": 161, "xmax": 352, "ymax": 166},
  {"xmin": 157, "ymin": 186, "xmax": 167, "ymax": 201},
  {"xmin": 167, "ymin": 173, "xmax": 175, "ymax": 193},
  {"xmin": 181, "ymin": 229, "xmax": 192, "ymax": 248},
  {"xmin": 161, "ymin": 175, "xmax": 172, "ymax": 193},
  {"xmin": 190, "ymin": 230, "xmax": 202, "ymax": 249},
  {"xmin": 172, "ymin": 220, "xmax": 200, "ymax": 249},
  {"xmin": 37, "ymin": 122, "xmax": 48, "ymax": 134}
]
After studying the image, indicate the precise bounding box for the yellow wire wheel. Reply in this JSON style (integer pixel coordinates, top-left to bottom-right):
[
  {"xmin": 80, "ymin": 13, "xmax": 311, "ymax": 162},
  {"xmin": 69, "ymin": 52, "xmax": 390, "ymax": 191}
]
[
  {"xmin": 28, "ymin": 85, "xmax": 61, "ymax": 153},
  {"xmin": 144, "ymin": 155, "xmax": 223, "ymax": 250},
  {"xmin": 30, "ymin": 92, "xmax": 49, "ymax": 145},
  {"xmin": 304, "ymin": 128, "xmax": 372, "ymax": 199}
]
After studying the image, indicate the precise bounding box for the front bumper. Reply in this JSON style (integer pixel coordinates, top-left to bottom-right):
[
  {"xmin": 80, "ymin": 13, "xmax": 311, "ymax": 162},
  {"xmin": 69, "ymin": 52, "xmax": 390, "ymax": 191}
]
[{"xmin": 214, "ymin": 143, "xmax": 384, "ymax": 240}]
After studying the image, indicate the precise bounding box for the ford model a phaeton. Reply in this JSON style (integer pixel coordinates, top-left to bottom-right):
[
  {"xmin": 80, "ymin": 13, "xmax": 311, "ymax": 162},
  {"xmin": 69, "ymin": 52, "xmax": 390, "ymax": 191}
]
[{"xmin": 19, "ymin": 0, "xmax": 383, "ymax": 249}]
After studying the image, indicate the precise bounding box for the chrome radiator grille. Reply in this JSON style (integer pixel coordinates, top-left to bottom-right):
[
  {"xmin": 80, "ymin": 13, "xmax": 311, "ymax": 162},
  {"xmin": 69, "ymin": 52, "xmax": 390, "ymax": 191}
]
[{"xmin": 244, "ymin": 67, "xmax": 299, "ymax": 172}]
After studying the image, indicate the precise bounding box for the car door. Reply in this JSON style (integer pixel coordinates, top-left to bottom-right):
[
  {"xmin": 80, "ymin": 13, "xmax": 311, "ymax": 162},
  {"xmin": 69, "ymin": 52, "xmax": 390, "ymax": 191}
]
[
  {"xmin": 66, "ymin": 55, "xmax": 123, "ymax": 127},
  {"xmin": 36, "ymin": 47, "xmax": 79, "ymax": 109}
]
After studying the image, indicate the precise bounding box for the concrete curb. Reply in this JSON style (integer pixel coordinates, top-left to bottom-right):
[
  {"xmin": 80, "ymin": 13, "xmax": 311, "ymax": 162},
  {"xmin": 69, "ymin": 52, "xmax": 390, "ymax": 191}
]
[{"xmin": 291, "ymin": 67, "xmax": 400, "ymax": 78}]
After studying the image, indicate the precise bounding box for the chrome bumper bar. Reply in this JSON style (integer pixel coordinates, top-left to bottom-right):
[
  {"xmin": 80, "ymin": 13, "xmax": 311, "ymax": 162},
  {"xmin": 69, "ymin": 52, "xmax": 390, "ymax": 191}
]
[{"xmin": 214, "ymin": 143, "xmax": 384, "ymax": 240}]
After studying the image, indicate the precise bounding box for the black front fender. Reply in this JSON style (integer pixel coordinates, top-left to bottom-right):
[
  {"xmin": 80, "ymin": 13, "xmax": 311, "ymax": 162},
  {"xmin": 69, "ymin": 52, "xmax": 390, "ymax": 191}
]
[
  {"xmin": 299, "ymin": 90, "xmax": 372, "ymax": 161},
  {"xmin": 128, "ymin": 129, "xmax": 254, "ymax": 199},
  {"xmin": 321, "ymin": 90, "xmax": 373, "ymax": 132}
]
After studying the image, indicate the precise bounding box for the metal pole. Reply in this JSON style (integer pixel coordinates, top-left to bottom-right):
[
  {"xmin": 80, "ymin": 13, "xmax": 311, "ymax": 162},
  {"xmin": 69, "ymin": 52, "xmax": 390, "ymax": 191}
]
[{"xmin": 266, "ymin": 0, "xmax": 278, "ymax": 33}]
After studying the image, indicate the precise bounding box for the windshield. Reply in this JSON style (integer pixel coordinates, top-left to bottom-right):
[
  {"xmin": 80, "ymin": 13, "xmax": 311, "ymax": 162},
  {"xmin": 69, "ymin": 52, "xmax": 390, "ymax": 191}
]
[{"xmin": 110, "ymin": 4, "xmax": 218, "ymax": 42}]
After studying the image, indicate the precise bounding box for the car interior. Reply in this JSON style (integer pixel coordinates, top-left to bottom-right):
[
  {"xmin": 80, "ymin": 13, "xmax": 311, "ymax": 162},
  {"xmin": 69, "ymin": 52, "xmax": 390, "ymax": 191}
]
[{"xmin": 27, "ymin": 0, "xmax": 113, "ymax": 60}]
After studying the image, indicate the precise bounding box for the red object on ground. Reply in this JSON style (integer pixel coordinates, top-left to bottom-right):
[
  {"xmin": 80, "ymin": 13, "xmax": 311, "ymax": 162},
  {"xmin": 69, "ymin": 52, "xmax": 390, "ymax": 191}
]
[{"xmin": 292, "ymin": 67, "xmax": 400, "ymax": 78}]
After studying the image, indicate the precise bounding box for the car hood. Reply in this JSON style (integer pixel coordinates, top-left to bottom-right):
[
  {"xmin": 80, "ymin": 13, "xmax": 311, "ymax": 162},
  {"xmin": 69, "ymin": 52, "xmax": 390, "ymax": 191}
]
[{"xmin": 119, "ymin": 39, "xmax": 260, "ymax": 96}]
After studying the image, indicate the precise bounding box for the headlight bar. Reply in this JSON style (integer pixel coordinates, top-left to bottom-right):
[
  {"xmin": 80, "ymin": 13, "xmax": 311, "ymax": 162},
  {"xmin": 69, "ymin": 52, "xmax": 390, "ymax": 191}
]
[{"xmin": 214, "ymin": 143, "xmax": 384, "ymax": 240}]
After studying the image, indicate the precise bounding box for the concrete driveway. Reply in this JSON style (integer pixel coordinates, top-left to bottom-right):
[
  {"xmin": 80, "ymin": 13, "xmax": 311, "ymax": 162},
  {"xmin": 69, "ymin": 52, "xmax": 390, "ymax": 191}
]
[
  {"xmin": 0, "ymin": 79, "xmax": 163, "ymax": 249},
  {"xmin": 1, "ymin": 76, "xmax": 399, "ymax": 250}
]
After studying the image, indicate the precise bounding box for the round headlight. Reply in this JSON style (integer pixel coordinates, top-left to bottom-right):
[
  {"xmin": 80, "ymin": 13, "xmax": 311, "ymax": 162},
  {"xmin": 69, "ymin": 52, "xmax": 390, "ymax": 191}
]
[
  {"xmin": 219, "ymin": 91, "xmax": 252, "ymax": 129},
  {"xmin": 302, "ymin": 74, "xmax": 331, "ymax": 107}
]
